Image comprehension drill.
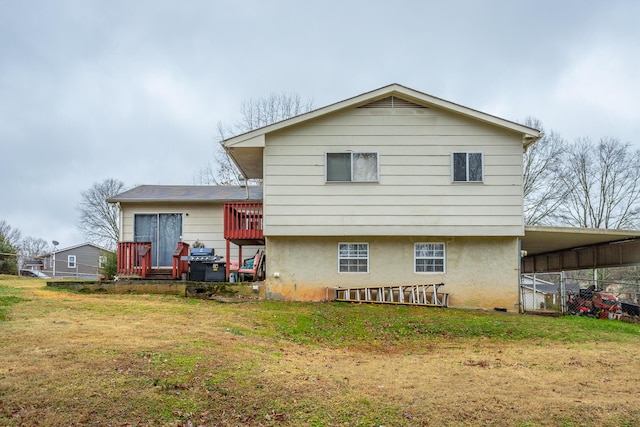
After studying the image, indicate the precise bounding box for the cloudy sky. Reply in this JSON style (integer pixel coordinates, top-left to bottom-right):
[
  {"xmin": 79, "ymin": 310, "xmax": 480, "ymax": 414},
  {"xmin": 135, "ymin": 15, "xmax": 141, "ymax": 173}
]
[{"xmin": 1, "ymin": 0, "xmax": 639, "ymax": 249}]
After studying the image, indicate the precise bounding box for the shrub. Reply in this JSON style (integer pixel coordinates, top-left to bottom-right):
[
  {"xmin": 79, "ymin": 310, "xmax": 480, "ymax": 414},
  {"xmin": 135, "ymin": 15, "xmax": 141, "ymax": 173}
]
[{"xmin": 100, "ymin": 251, "xmax": 118, "ymax": 280}]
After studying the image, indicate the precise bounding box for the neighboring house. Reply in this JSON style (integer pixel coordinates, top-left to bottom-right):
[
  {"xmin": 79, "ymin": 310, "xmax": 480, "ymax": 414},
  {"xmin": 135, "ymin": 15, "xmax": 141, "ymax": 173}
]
[
  {"xmin": 520, "ymin": 274, "xmax": 581, "ymax": 310},
  {"xmin": 112, "ymin": 83, "xmax": 542, "ymax": 310},
  {"xmin": 520, "ymin": 276, "xmax": 555, "ymax": 310},
  {"xmin": 21, "ymin": 258, "xmax": 44, "ymax": 271},
  {"xmin": 41, "ymin": 243, "xmax": 114, "ymax": 279}
]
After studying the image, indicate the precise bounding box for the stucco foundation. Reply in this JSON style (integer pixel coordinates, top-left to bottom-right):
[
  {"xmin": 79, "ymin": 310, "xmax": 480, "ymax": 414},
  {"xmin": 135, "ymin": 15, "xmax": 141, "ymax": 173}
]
[{"xmin": 265, "ymin": 235, "xmax": 520, "ymax": 310}]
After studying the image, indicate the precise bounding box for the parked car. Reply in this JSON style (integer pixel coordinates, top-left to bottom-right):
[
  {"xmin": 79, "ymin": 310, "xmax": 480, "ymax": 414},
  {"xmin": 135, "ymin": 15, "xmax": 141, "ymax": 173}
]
[{"xmin": 19, "ymin": 269, "xmax": 50, "ymax": 279}]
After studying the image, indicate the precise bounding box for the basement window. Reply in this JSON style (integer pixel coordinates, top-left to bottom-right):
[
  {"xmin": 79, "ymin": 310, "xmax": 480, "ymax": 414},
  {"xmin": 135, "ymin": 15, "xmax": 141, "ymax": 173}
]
[
  {"xmin": 326, "ymin": 152, "xmax": 378, "ymax": 182},
  {"xmin": 415, "ymin": 243, "xmax": 445, "ymax": 273},
  {"xmin": 338, "ymin": 243, "xmax": 369, "ymax": 273}
]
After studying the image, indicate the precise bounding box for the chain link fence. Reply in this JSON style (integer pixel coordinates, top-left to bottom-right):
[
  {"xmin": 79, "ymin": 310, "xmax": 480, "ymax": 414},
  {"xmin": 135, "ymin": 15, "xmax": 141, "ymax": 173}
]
[{"xmin": 521, "ymin": 271, "xmax": 640, "ymax": 320}]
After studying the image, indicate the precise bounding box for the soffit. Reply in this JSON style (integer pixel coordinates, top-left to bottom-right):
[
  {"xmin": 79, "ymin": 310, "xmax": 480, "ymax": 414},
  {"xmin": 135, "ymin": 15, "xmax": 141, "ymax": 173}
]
[{"xmin": 522, "ymin": 226, "xmax": 640, "ymax": 256}]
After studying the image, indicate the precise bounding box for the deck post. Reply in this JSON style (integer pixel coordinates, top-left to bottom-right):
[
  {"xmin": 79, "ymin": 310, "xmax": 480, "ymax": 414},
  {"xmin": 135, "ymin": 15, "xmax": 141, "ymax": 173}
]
[{"xmin": 225, "ymin": 239, "xmax": 230, "ymax": 281}]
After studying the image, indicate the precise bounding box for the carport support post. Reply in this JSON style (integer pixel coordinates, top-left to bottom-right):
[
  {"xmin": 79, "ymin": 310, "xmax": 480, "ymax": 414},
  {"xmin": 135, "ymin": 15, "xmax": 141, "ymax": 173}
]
[
  {"xmin": 518, "ymin": 239, "xmax": 523, "ymax": 313},
  {"xmin": 533, "ymin": 273, "xmax": 537, "ymax": 310},
  {"xmin": 560, "ymin": 271, "xmax": 567, "ymax": 314},
  {"xmin": 593, "ymin": 248, "xmax": 598, "ymax": 291}
]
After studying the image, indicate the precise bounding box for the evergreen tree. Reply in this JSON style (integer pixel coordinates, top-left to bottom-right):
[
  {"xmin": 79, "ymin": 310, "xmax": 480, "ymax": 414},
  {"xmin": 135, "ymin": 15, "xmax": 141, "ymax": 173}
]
[{"xmin": 0, "ymin": 235, "xmax": 18, "ymax": 275}]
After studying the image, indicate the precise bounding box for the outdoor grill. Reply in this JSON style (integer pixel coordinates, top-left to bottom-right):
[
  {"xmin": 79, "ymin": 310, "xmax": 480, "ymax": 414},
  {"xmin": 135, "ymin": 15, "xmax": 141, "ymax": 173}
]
[{"xmin": 183, "ymin": 248, "xmax": 226, "ymax": 282}]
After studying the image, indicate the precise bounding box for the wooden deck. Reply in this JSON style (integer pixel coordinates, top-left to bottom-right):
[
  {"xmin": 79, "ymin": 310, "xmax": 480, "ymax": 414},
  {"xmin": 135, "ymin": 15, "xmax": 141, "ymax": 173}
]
[
  {"xmin": 117, "ymin": 202, "xmax": 265, "ymax": 281},
  {"xmin": 116, "ymin": 242, "xmax": 189, "ymax": 280},
  {"xmin": 224, "ymin": 202, "xmax": 265, "ymax": 280},
  {"xmin": 223, "ymin": 202, "xmax": 264, "ymax": 245}
]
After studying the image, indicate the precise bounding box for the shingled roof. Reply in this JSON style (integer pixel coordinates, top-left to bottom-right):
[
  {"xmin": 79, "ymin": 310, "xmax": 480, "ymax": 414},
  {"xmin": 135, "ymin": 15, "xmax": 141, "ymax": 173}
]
[{"xmin": 107, "ymin": 185, "xmax": 263, "ymax": 203}]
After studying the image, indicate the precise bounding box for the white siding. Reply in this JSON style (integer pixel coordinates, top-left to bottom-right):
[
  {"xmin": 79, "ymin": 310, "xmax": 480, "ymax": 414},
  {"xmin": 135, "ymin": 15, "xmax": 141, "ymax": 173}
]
[{"xmin": 264, "ymin": 105, "xmax": 525, "ymax": 237}]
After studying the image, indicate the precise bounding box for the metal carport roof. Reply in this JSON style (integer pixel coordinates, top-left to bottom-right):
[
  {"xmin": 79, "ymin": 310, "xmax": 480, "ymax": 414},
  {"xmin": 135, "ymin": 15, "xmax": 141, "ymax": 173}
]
[{"xmin": 521, "ymin": 226, "xmax": 640, "ymax": 273}]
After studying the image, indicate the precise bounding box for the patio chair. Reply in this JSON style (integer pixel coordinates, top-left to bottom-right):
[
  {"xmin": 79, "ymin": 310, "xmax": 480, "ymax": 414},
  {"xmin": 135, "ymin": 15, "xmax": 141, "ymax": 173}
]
[{"xmin": 237, "ymin": 250, "xmax": 264, "ymax": 281}]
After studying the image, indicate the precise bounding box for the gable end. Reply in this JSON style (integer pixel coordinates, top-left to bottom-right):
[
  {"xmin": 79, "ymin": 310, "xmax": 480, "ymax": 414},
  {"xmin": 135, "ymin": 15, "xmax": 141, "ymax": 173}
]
[{"xmin": 358, "ymin": 96, "xmax": 427, "ymax": 109}]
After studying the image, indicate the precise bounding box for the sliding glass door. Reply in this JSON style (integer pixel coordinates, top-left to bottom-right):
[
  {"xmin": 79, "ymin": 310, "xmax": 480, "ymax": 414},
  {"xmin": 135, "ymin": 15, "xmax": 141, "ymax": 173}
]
[{"xmin": 134, "ymin": 214, "xmax": 182, "ymax": 267}]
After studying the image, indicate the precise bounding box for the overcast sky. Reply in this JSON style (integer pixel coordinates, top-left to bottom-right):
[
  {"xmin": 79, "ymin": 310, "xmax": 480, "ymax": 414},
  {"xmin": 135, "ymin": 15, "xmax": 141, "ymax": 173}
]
[{"xmin": 1, "ymin": 0, "xmax": 639, "ymax": 249}]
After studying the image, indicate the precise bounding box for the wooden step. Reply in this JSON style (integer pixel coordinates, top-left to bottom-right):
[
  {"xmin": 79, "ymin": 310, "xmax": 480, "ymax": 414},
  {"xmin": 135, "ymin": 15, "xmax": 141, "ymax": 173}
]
[{"xmin": 146, "ymin": 269, "xmax": 174, "ymax": 280}]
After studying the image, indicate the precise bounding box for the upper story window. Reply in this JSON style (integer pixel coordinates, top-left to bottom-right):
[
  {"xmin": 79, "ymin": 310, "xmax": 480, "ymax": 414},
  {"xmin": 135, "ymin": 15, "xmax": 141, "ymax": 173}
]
[
  {"xmin": 326, "ymin": 152, "xmax": 378, "ymax": 182},
  {"xmin": 68, "ymin": 255, "xmax": 76, "ymax": 268},
  {"xmin": 452, "ymin": 152, "xmax": 483, "ymax": 182}
]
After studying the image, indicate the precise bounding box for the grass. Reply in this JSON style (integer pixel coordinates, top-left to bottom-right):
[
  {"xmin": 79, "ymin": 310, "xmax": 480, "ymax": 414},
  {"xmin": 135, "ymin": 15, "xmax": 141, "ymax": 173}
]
[
  {"xmin": 247, "ymin": 301, "xmax": 640, "ymax": 346},
  {"xmin": 0, "ymin": 281, "xmax": 28, "ymax": 320},
  {"xmin": 1, "ymin": 275, "xmax": 639, "ymax": 426}
]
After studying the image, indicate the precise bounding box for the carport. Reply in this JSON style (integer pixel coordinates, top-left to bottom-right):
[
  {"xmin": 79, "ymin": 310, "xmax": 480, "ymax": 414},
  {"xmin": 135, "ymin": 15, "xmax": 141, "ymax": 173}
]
[{"xmin": 521, "ymin": 226, "xmax": 640, "ymax": 273}]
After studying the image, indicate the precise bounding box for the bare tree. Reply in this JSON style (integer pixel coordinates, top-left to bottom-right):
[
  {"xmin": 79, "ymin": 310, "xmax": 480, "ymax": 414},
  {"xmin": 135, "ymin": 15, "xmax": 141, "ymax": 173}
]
[
  {"xmin": 522, "ymin": 118, "xmax": 567, "ymax": 225},
  {"xmin": 195, "ymin": 122, "xmax": 249, "ymax": 185},
  {"xmin": 77, "ymin": 179, "xmax": 127, "ymax": 249},
  {"xmin": 236, "ymin": 93, "xmax": 314, "ymax": 131},
  {"xmin": 20, "ymin": 236, "xmax": 49, "ymax": 258},
  {"xmin": 558, "ymin": 137, "xmax": 640, "ymax": 229},
  {"xmin": 196, "ymin": 93, "xmax": 314, "ymax": 185},
  {"xmin": 0, "ymin": 219, "xmax": 21, "ymax": 247}
]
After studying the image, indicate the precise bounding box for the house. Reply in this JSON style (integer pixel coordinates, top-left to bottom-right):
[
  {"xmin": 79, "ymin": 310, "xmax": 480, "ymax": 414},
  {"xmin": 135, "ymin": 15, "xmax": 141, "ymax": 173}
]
[
  {"xmin": 20, "ymin": 258, "xmax": 44, "ymax": 271},
  {"xmin": 40, "ymin": 243, "xmax": 114, "ymax": 279},
  {"xmin": 521, "ymin": 273, "xmax": 587, "ymax": 311},
  {"xmin": 219, "ymin": 84, "xmax": 541, "ymax": 309},
  {"xmin": 111, "ymin": 84, "xmax": 548, "ymax": 310}
]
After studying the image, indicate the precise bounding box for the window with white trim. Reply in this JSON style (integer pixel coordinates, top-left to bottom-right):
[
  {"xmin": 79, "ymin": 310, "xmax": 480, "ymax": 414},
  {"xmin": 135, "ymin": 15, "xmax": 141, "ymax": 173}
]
[
  {"xmin": 68, "ymin": 255, "xmax": 77, "ymax": 269},
  {"xmin": 326, "ymin": 152, "xmax": 378, "ymax": 182},
  {"xmin": 452, "ymin": 152, "xmax": 483, "ymax": 182},
  {"xmin": 414, "ymin": 243, "xmax": 445, "ymax": 273},
  {"xmin": 338, "ymin": 243, "xmax": 369, "ymax": 273},
  {"xmin": 99, "ymin": 256, "xmax": 106, "ymax": 269}
]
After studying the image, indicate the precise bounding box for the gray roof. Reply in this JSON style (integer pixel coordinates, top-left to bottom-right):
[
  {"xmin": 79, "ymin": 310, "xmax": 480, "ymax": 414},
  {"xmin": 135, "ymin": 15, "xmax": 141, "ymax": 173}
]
[
  {"xmin": 40, "ymin": 242, "xmax": 114, "ymax": 257},
  {"xmin": 107, "ymin": 185, "xmax": 263, "ymax": 203},
  {"xmin": 521, "ymin": 275, "xmax": 581, "ymax": 294}
]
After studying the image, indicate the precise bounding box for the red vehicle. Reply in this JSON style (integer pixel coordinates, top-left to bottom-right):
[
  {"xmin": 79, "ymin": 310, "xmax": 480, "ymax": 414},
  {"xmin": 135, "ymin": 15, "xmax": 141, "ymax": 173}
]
[
  {"xmin": 568, "ymin": 290, "xmax": 622, "ymax": 319},
  {"xmin": 592, "ymin": 292, "xmax": 622, "ymax": 319}
]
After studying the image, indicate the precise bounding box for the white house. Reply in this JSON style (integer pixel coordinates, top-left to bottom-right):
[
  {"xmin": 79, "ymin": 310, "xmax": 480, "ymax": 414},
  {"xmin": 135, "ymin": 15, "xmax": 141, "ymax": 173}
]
[
  {"xmin": 222, "ymin": 84, "xmax": 540, "ymax": 309},
  {"xmin": 112, "ymin": 84, "xmax": 543, "ymax": 310}
]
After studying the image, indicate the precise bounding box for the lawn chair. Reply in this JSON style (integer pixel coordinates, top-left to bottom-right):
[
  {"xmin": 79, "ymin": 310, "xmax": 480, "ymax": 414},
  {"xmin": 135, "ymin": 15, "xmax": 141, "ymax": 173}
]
[{"xmin": 237, "ymin": 250, "xmax": 264, "ymax": 281}]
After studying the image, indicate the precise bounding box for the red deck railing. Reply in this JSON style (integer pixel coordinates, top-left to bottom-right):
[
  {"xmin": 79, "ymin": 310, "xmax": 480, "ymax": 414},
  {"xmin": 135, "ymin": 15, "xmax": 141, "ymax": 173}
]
[
  {"xmin": 224, "ymin": 202, "xmax": 264, "ymax": 241},
  {"xmin": 117, "ymin": 242, "xmax": 152, "ymax": 278},
  {"xmin": 172, "ymin": 242, "xmax": 190, "ymax": 279}
]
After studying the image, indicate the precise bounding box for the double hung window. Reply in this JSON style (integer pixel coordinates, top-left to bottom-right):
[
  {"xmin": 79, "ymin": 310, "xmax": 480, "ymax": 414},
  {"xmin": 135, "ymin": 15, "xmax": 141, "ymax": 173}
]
[
  {"xmin": 326, "ymin": 152, "xmax": 378, "ymax": 182},
  {"xmin": 338, "ymin": 243, "xmax": 369, "ymax": 273},
  {"xmin": 452, "ymin": 152, "xmax": 483, "ymax": 182},
  {"xmin": 414, "ymin": 243, "xmax": 445, "ymax": 273},
  {"xmin": 67, "ymin": 255, "xmax": 77, "ymax": 269}
]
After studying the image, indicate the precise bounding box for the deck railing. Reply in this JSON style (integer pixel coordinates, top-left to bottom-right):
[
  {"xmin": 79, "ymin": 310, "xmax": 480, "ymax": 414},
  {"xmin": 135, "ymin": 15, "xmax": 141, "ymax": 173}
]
[
  {"xmin": 172, "ymin": 242, "xmax": 190, "ymax": 279},
  {"xmin": 117, "ymin": 242, "xmax": 152, "ymax": 278},
  {"xmin": 224, "ymin": 202, "xmax": 264, "ymax": 241}
]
